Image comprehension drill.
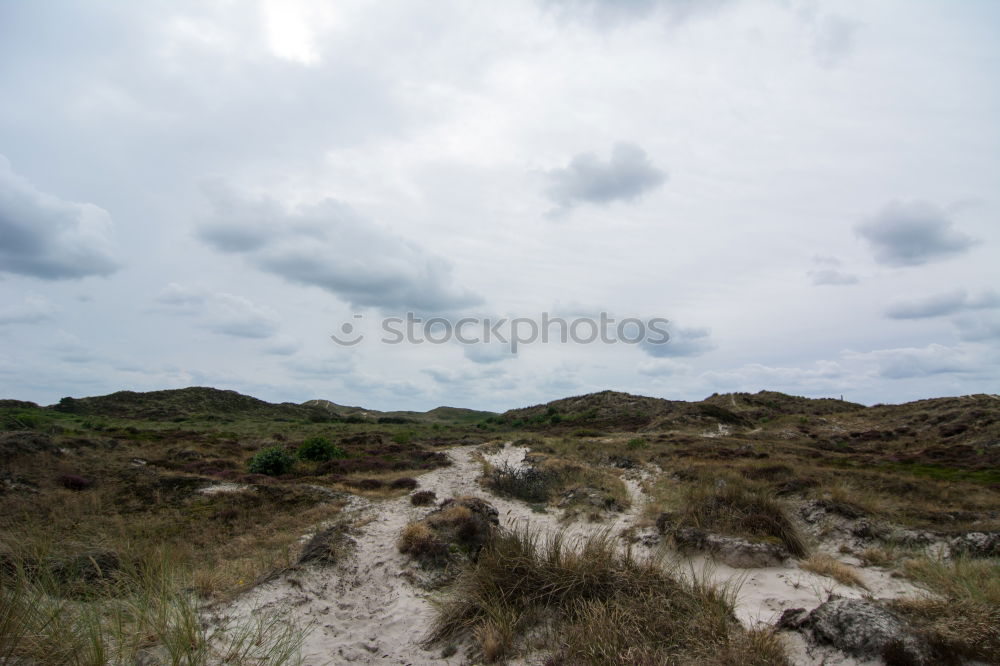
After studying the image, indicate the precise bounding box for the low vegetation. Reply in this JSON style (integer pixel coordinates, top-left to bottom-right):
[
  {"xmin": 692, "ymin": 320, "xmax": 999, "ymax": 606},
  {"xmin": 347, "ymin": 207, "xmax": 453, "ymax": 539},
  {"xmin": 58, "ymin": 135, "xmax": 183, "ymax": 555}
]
[
  {"xmin": 892, "ymin": 555, "xmax": 1000, "ymax": 664},
  {"xmin": 0, "ymin": 388, "xmax": 494, "ymax": 662},
  {"xmin": 296, "ymin": 436, "xmax": 346, "ymax": 462},
  {"xmin": 4, "ymin": 386, "xmax": 1000, "ymax": 663},
  {"xmin": 483, "ymin": 458, "xmax": 630, "ymax": 517},
  {"xmin": 800, "ymin": 553, "xmax": 867, "ymax": 588},
  {"xmin": 0, "ymin": 546, "xmax": 306, "ymax": 665},
  {"xmin": 426, "ymin": 527, "xmax": 788, "ymax": 664},
  {"xmin": 484, "ymin": 461, "xmax": 558, "ymax": 503},
  {"xmin": 248, "ymin": 446, "xmax": 296, "ymax": 476},
  {"xmin": 666, "ymin": 476, "xmax": 807, "ymax": 557},
  {"xmin": 398, "ymin": 497, "xmax": 499, "ymax": 568}
]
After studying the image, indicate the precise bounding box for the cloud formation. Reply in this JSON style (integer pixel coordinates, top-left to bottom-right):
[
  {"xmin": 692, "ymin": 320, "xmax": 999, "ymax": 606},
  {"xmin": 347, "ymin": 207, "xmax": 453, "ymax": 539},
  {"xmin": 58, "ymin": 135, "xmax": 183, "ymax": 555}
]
[
  {"xmin": 0, "ymin": 295, "xmax": 56, "ymax": 325},
  {"xmin": 844, "ymin": 343, "xmax": 978, "ymax": 379},
  {"xmin": 856, "ymin": 201, "xmax": 978, "ymax": 267},
  {"xmin": 0, "ymin": 156, "xmax": 120, "ymax": 280},
  {"xmin": 808, "ymin": 255, "xmax": 858, "ymax": 286},
  {"xmin": 545, "ymin": 142, "xmax": 666, "ymax": 213},
  {"xmin": 885, "ymin": 289, "xmax": 1000, "ymax": 319},
  {"xmin": 198, "ymin": 185, "xmax": 481, "ymax": 312},
  {"xmin": 811, "ymin": 14, "xmax": 860, "ymax": 68},
  {"xmin": 543, "ymin": 0, "xmax": 732, "ymax": 27},
  {"xmin": 641, "ymin": 325, "xmax": 714, "ymax": 358},
  {"xmin": 155, "ymin": 283, "xmax": 280, "ymax": 339}
]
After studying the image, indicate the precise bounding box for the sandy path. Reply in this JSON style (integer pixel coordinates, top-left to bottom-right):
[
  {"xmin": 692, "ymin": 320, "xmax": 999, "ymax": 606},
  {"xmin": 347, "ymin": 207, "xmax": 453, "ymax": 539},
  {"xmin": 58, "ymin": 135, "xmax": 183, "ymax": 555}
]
[
  {"xmin": 214, "ymin": 442, "xmax": 649, "ymax": 665},
  {"xmin": 213, "ymin": 442, "xmax": 922, "ymax": 666}
]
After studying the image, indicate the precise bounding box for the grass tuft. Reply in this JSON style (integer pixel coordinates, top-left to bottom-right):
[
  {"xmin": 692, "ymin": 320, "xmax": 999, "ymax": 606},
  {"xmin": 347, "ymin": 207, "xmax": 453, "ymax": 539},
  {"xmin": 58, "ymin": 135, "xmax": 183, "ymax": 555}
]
[
  {"xmin": 891, "ymin": 555, "xmax": 1000, "ymax": 663},
  {"xmin": 673, "ymin": 477, "xmax": 807, "ymax": 557},
  {"xmin": 426, "ymin": 527, "xmax": 789, "ymax": 664},
  {"xmin": 800, "ymin": 554, "xmax": 867, "ymax": 588}
]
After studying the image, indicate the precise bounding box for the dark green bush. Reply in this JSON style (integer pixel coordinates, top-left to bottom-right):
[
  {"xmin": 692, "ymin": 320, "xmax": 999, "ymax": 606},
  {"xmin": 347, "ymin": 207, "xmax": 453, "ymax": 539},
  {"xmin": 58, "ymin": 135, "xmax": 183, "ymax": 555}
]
[
  {"xmin": 297, "ymin": 436, "xmax": 345, "ymax": 462},
  {"xmin": 248, "ymin": 446, "xmax": 295, "ymax": 476}
]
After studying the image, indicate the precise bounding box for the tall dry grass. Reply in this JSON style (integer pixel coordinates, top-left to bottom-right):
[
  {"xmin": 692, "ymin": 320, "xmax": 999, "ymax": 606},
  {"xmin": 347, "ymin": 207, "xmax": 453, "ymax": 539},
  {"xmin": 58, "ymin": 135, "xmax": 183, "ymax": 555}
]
[{"xmin": 426, "ymin": 527, "xmax": 788, "ymax": 664}]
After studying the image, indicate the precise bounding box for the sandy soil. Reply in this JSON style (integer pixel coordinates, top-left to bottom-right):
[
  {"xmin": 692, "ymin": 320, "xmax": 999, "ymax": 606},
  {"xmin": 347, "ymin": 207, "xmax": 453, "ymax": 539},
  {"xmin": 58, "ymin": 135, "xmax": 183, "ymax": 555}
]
[{"xmin": 210, "ymin": 441, "xmax": 924, "ymax": 666}]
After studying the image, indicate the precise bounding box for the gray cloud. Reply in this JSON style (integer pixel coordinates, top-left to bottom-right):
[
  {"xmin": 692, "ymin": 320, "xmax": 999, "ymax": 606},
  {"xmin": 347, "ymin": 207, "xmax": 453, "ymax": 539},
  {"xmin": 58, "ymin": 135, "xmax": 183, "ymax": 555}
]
[
  {"xmin": 198, "ymin": 185, "xmax": 481, "ymax": 312},
  {"xmin": 955, "ymin": 315, "xmax": 1000, "ymax": 342},
  {"xmin": 545, "ymin": 142, "xmax": 666, "ymax": 213},
  {"xmin": 641, "ymin": 325, "xmax": 714, "ymax": 358},
  {"xmin": 262, "ymin": 336, "xmax": 301, "ymax": 356},
  {"xmin": 286, "ymin": 356, "xmax": 355, "ymax": 379},
  {"xmin": 809, "ymin": 270, "xmax": 859, "ymax": 285},
  {"xmin": 812, "ymin": 14, "xmax": 860, "ymax": 68},
  {"xmin": 543, "ymin": 0, "xmax": 732, "ymax": 27},
  {"xmin": 0, "ymin": 155, "xmax": 120, "ymax": 280},
  {"xmin": 206, "ymin": 293, "xmax": 280, "ymax": 339},
  {"xmin": 885, "ymin": 289, "xmax": 1000, "ymax": 319},
  {"xmin": 0, "ymin": 295, "xmax": 56, "ymax": 325},
  {"xmin": 808, "ymin": 255, "xmax": 858, "ymax": 285},
  {"xmin": 155, "ymin": 283, "xmax": 280, "ymax": 339},
  {"xmin": 637, "ymin": 358, "xmax": 688, "ymax": 376},
  {"xmin": 856, "ymin": 201, "xmax": 978, "ymax": 267},
  {"xmin": 858, "ymin": 344, "xmax": 977, "ymax": 379},
  {"xmin": 464, "ymin": 343, "xmax": 515, "ymax": 364}
]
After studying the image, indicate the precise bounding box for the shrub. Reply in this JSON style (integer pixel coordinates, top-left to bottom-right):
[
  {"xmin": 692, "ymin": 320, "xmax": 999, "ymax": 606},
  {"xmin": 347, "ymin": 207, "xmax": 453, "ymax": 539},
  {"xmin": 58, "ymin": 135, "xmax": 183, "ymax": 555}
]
[
  {"xmin": 390, "ymin": 477, "xmax": 419, "ymax": 490},
  {"xmin": 411, "ymin": 490, "xmax": 437, "ymax": 506},
  {"xmin": 296, "ymin": 436, "xmax": 345, "ymax": 462},
  {"xmin": 399, "ymin": 497, "xmax": 499, "ymax": 567},
  {"xmin": 626, "ymin": 437, "xmax": 648, "ymax": 450},
  {"xmin": 485, "ymin": 462, "xmax": 558, "ymax": 503},
  {"xmin": 247, "ymin": 446, "xmax": 295, "ymax": 476}
]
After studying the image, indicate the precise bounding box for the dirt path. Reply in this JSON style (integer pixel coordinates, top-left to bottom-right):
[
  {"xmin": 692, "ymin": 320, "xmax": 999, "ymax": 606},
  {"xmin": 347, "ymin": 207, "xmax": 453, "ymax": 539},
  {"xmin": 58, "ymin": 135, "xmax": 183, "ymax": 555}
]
[{"xmin": 212, "ymin": 442, "xmax": 921, "ymax": 666}]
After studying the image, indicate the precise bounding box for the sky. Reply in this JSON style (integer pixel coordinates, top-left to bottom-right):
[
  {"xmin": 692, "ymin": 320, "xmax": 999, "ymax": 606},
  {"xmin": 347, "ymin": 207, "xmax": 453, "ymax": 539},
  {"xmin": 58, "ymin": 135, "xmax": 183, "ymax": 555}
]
[{"xmin": 1, "ymin": 0, "xmax": 998, "ymax": 411}]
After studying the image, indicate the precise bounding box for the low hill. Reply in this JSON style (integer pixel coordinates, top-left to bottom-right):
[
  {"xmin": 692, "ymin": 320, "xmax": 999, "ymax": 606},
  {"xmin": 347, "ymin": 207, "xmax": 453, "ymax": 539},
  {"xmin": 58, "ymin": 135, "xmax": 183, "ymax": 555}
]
[
  {"xmin": 41, "ymin": 387, "xmax": 497, "ymax": 424},
  {"xmin": 700, "ymin": 391, "xmax": 864, "ymax": 419},
  {"xmin": 302, "ymin": 399, "xmax": 496, "ymax": 424},
  {"xmin": 49, "ymin": 387, "xmax": 310, "ymax": 420}
]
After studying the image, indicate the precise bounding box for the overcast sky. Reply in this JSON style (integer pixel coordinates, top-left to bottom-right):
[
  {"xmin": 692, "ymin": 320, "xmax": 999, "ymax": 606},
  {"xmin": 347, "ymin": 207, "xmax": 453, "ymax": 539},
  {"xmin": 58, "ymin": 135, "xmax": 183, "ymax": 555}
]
[{"xmin": 1, "ymin": 0, "xmax": 998, "ymax": 410}]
